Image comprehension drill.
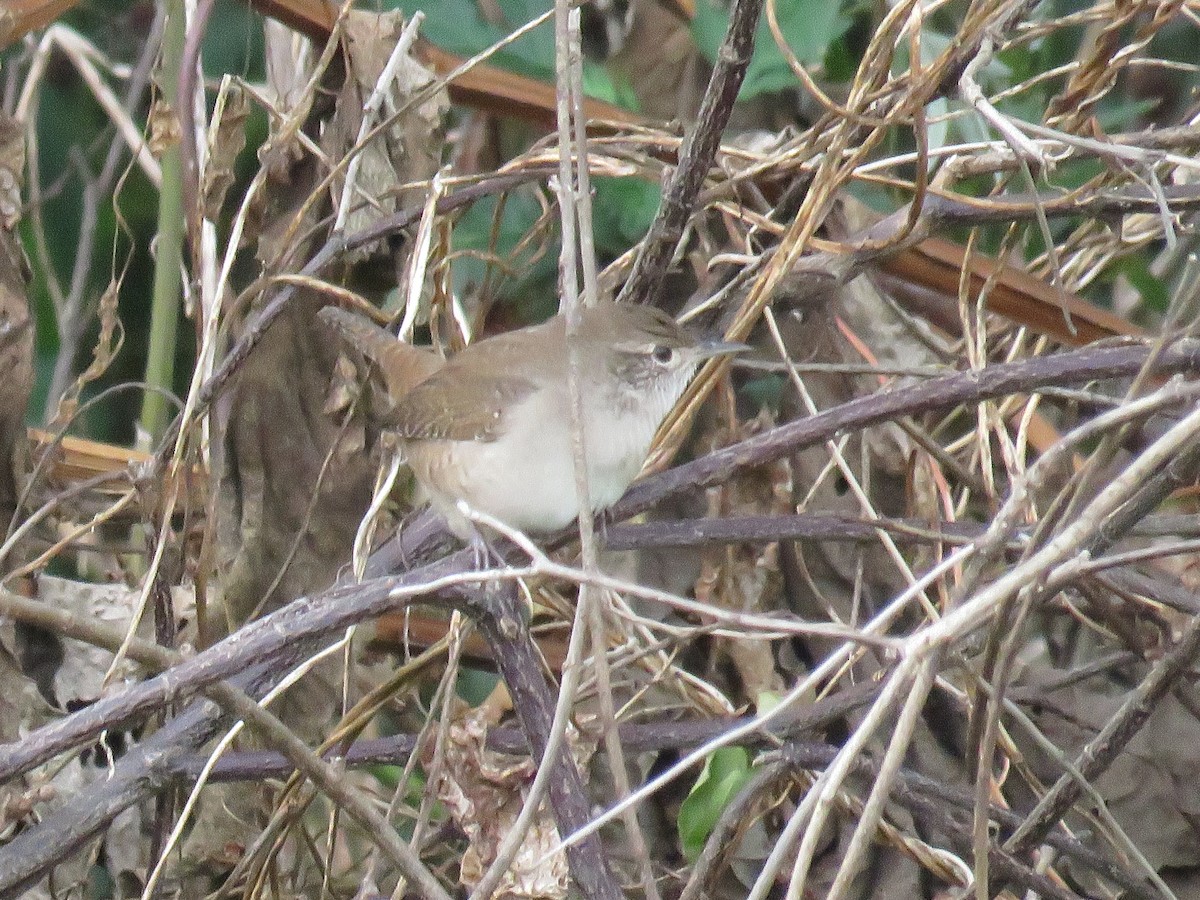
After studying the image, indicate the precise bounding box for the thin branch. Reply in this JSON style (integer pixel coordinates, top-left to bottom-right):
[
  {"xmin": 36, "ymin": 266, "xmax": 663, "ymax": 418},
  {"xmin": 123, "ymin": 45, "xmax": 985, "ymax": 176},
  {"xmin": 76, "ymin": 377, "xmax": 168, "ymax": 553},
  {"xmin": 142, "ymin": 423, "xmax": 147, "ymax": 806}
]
[
  {"xmin": 614, "ymin": 340, "xmax": 1200, "ymax": 520},
  {"xmin": 617, "ymin": 0, "xmax": 764, "ymax": 307}
]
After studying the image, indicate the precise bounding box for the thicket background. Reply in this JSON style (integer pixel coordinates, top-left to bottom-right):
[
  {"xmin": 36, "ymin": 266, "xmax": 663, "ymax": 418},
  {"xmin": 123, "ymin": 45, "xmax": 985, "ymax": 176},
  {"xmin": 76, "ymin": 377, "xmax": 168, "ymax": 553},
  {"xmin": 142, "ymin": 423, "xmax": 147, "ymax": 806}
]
[{"xmin": 1, "ymin": 0, "xmax": 1200, "ymax": 898}]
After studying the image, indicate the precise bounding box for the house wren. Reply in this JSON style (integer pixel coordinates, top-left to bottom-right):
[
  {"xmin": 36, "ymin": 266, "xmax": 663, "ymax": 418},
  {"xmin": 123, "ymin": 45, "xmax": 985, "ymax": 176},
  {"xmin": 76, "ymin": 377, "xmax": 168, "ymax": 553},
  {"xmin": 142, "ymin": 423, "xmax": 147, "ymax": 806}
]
[{"xmin": 320, "ymin": 302, "xmax": 742, "ymax": 537}]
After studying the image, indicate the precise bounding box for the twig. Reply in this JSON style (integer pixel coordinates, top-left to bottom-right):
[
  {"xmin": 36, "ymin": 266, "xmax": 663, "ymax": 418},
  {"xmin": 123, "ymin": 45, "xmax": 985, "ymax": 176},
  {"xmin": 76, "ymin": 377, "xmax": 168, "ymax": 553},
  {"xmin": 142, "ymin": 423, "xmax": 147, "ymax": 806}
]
[
  {"xmin": 0, "ymin": 586, "xmax": 454, "ymax": 900},
  {"xmin": 171, "ymin": 680, "xmax": 882, "ymax": 781},
  {"xmin": 0, "ymin": 663, "xmax": 270, "ymax": 897},
  {"xmin": 43, "ymin": 14, "xmax": 164, "ymax": 407},
  {"xmin": 603, "ymin": 513, "xmax": 985, "ymax": 549},
  {"xmin": 175, "ymin": 0, "xmax": 215, "ymax": 250},
  {"xmin": 476, "ymin": 581, "xmax": 624, "ymax": 900},
  {"xmin": 617, "ymin": 0, "xmax": 764, "ymax": 307},
  {"xmin": 614, "ymin": 339, "xmax": 1200, "ymax": 519},
  {"xmin": 790, "ymin": 385, "xmax": 1200, "ymax": 900},
  {"xmin": 8, "ymin": 338, "xmax": 1191, "ymax": 785},
  {"xmin": 1003, "ymin": 441, "xmax": 1200, "ymax": 858},
  {"xmin": 331, "ymin": 12, "xmax": 425, "ymax": 234},
  {"xmin": 467, "ymin": 1, "xmax": 624, "ymax": 898}
]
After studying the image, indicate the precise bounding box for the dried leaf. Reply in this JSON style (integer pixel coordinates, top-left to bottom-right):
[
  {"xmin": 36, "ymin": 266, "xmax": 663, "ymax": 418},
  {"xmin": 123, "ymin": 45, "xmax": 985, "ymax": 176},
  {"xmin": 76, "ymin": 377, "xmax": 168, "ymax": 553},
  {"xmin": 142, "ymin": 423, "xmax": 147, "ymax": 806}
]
[
  {"xmin": 428, "ymin": 704, "xmax": 582, "ymax": 898},
  {"xmin": 0, "ymin": 116, "xmax": 24, "ymax": 230},
  {"xmin": 324, "ymin": 11, "xmax": 448, "ymax": 260},
  {"xmin": 0, "ymin": 113, "xmax": 31, "ymax": 536},
  {"xmin": 1019, "ymin": 667, "xmax": 1200, "ymax": 880},
  {"xmin": 33, "ymin": 575, "xmax": 192, "ymax": 705},
  {"xmin": 49, "ymin": 280, "xmax": 123, "ymax": 429},
  {"xmin": 146, "ymin": 97, "xmax": 181, "ymax": 158},
  {"xmin": 203, "ymin": 78, "xmax": 250, "ymax": 220}
]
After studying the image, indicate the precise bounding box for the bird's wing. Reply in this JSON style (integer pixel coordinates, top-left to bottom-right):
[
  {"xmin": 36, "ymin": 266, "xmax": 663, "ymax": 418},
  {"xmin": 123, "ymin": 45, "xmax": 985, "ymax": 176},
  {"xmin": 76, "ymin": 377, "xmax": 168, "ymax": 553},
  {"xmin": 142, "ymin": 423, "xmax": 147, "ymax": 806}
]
[{"xmin": 384, "ymin": 367, "xmax": 539, "ymax": 442}]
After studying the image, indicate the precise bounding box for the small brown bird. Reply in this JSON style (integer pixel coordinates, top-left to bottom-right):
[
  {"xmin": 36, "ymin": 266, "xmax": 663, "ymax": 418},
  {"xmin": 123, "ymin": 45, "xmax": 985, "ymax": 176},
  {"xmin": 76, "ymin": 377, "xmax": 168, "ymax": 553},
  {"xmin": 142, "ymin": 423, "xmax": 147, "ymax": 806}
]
[{"xmin": 321, "ymin": 302, "xmax": 741, "ymax": 537}]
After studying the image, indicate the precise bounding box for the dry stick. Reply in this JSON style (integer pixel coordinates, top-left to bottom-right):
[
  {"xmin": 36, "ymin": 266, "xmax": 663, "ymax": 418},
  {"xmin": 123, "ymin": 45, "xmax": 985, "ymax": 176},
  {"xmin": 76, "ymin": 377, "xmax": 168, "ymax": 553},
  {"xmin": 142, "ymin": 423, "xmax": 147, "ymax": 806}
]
[
  {"xmin": 616, "ymin": 0, "xmax": 764, "ymax": 308},
  {"xmin": 931, "ymin": 403, "xmax": 1200, "ymax": 900},
  {"xmin": 0, "ymin": 590, "xmax": 455, "ymax": 900},
  {"xmin": 1003, "ymin": 620, "xmax": 1200, "ymax": 884},
  {"xmin": 44, "ymin": 8, "xmax": 165, "ymax": 408},
  {"xmin": 475, "ymin": 582, "xmax": 622, "ymax": 900},
  {"xmin": 614, "ymin": 339, "xmax": 1200, "ymax": 519},
  {"xmin": 561, "ymin": 0, "xmax": 659, "ymax": 895},
  {"xmin": 0, "ymin": 348, "xmax": 1193, "ymax": 882},
  {"xmin": 3, "ymin": 339, "xmax": 1200, "ymax": 787},
  {"xmin": 793, "ymin": 742, "xmax": 1153, "ymax": 900},
  {"xmin": 956, "ymin": 377, "xmax": 1196, "ymax": 890},
  {"xmin": 0, "ymin": 662, "xmax": 269, "ymax": 898},
  {"xmin": 0, "ymin": 434, "xmax": 1161, "ymax": 892},
  {"xmin": 824, "ymin": 402, "xmax": 1200, "ymax": 898},
  {"xmin": 475, "ymin": 0, "xmax": 625, "ymax": 894},
  {"xmin": 0, "ymin": 561, "xmax": 606, "ymax": 900},
  {"xmin": 0, "ymin": 372, "xmax": 1190, "ymax": 888},
  {"xmin": 916, "ymin": 181, "xmax": 1200, "ymax": 226},
  {"xmin": 0, "ymin": 556, "xmax": 470, "ymax": 782},
  {"xmin": 603, "ymin": 513, "xmax": 987, "ymax": 549},
  {"xmin": 0, "ymin": 660, "xmax": 441, "ymax": 900},
  {"xmin": 454, "ymin": 7, "xmax": 623, "ymax": 900},
  {"xmin": 1, "ymin": 686, "xmax": 963, "ymax": 900},
  {"xmin": 880, "ymin": 770, "xmax": 1082, "ymax": 900},
  {"xmin": 161, "ymin": 169, "xmax": 539, "ymax": 458},
  {"xmin": 175, "ymin": 0, "xmax": 214, "ymax": 252},
  {"xmin": 1001, "ymin": 440, "xmax": 1200, "ymax": 861},
  {"xmin": 991, "ymin": 669, "xmax": 1171, "ymax": 900},
  {"xmin": 601, "ymin": 731, "xmax": 1146, "ymax": 900},
  {"xmin": 202, "ymin": 680, "xmax": 454, "ymax": 900},
  {"xmin": 215, "ymin": 642, "xmax": 453, "ymax": 899},
  {"xmin": 608, "ymin": 510, "xmax": 1200, "ymax": 551},
  {"xmin": 171, "ymin": 680, "xmax": 882, "ymax": 782},
  {"xmin": 686, "ymin": 742, "xmax": 1144, "ymax": 900},
  {"xmin": 827, "ymin": 655, "xmax": 943, "ymax": 900},
  {"xmin": 167, "ymin": 166, "xmax": 1197, "ymax": 470}
]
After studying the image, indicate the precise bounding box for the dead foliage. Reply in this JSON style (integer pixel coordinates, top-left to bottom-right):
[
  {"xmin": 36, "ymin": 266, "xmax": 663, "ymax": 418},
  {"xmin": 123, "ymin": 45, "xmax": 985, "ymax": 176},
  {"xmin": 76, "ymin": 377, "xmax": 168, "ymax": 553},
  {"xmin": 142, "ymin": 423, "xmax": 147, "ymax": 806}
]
[{"xmin": 3, "ymin": 1, "xmax": 1200, "ymax": 899}]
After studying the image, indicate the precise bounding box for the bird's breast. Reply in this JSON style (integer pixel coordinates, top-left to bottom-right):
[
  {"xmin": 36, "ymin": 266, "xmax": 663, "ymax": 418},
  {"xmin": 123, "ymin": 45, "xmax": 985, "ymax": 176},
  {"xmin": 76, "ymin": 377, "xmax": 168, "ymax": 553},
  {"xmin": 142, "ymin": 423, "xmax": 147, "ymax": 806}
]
[{"xmin": 403, "ymin": 390, "xmax": 661, "ymax": 534}]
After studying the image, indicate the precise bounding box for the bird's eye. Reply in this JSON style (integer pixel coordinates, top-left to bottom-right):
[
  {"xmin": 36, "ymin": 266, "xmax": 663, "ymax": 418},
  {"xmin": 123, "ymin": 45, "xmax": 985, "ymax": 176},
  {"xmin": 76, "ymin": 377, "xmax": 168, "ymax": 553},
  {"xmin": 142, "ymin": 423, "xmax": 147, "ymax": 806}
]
[{"xmin": 652, "ymin": 345, "xmax": 675, "ymax": 364}]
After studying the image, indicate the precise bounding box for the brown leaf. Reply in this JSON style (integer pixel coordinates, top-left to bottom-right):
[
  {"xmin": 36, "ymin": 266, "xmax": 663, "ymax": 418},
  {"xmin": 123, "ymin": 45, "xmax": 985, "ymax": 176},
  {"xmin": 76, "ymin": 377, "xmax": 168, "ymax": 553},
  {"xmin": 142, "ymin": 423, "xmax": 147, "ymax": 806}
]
[
  {"xmin": 0, "ymin": 113, "xmax": 32, "ymax": 539},
  {"xmin": 48, "ymin": 280, "xmax": 123, "ymax": 429},
  {"xmin": 427, "ymin": 704, "xmax": 575, "ymax": 899},
  {"xmin": 323, "ymin": 11, "xmax": 448, "ymax": 261},
  {"xmin": 146, "ymin": 97, "xmax": 181, "ymax": 158},
  {"xmin": 202, "ymin": 79, "xmax": 250, "ymax": 220}
]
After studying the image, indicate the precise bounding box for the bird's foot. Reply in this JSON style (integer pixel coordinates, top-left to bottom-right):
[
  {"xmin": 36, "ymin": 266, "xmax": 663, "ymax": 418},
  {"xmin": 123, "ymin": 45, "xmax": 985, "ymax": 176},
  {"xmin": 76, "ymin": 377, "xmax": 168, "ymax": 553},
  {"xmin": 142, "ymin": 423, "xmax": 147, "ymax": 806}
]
[
  {"xmin": 467, "ymin": 528, "xmax": 505, "ymax": 571},
  {"xmin": 596, "ymin": 507, "xmax": 615, "ymax": 547}
]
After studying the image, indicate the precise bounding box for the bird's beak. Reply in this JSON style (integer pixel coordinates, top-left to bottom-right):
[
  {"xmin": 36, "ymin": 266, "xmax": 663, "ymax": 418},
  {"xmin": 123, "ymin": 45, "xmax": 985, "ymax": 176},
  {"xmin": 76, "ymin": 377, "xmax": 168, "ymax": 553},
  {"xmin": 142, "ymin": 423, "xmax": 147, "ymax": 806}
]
[{"xmin": 696, "ymin": 337, "xmax": 751, "ymax": 358}]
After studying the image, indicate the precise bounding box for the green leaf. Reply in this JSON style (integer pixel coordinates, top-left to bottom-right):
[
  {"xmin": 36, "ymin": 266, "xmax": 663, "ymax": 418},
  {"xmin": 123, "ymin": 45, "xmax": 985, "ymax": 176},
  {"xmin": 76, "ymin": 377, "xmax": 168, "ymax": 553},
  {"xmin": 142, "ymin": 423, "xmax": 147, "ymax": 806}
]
[
  {"xmin": 738, "ymin": 374, "xmax": 784, "ymax": 414},
  {"xmin": 582, "ymin": 62, "xmax": 641, "ymax": 112},
  {"xmin": 450, "ymin": 188, "xmax": 558, "ymax": 310},
  {"xmin": 678, "ymin": 746, "xmax": 754, "ymax": 860},
  {"xmin": 456, "ymin": 667, "xmax": 501, "ymax": 705},
  {"xmin": 593, "ymin": 177, "xmax": 662, "ymax": 251},
  {"xmin": 756, "ymin": 690, "xmax": 782, "ymax": 714},
  {"xmin": 388, "ymin": 0, "xmax": 503, "ymax": 60},
  {"xmin": 1118, "ymin": 256, "xmax": 1169, "ymax": 313},
  {"xmin": 692, "ymin": 0, "xmax": 853, "ymax": 100},
  {"xmin": 384, "ymin": 0, "xmax": 640, "ymax": 109}
]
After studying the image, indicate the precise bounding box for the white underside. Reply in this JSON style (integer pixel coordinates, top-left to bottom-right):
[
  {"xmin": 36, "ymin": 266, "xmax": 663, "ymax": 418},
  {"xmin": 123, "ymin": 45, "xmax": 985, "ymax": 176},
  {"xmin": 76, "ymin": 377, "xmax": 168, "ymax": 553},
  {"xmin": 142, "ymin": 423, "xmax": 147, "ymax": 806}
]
[{"xmin": 407, "ymin": 387, "xmax": 670, "ymax": 536}]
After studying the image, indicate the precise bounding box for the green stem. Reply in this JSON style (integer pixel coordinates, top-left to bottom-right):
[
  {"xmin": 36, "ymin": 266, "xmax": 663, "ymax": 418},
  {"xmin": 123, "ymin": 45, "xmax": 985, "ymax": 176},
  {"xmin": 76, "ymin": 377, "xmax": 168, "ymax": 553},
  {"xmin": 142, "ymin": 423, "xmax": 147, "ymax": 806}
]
[{"xmin": 139, "ymin": 0, "xmax": 186, "ymax": 442}]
